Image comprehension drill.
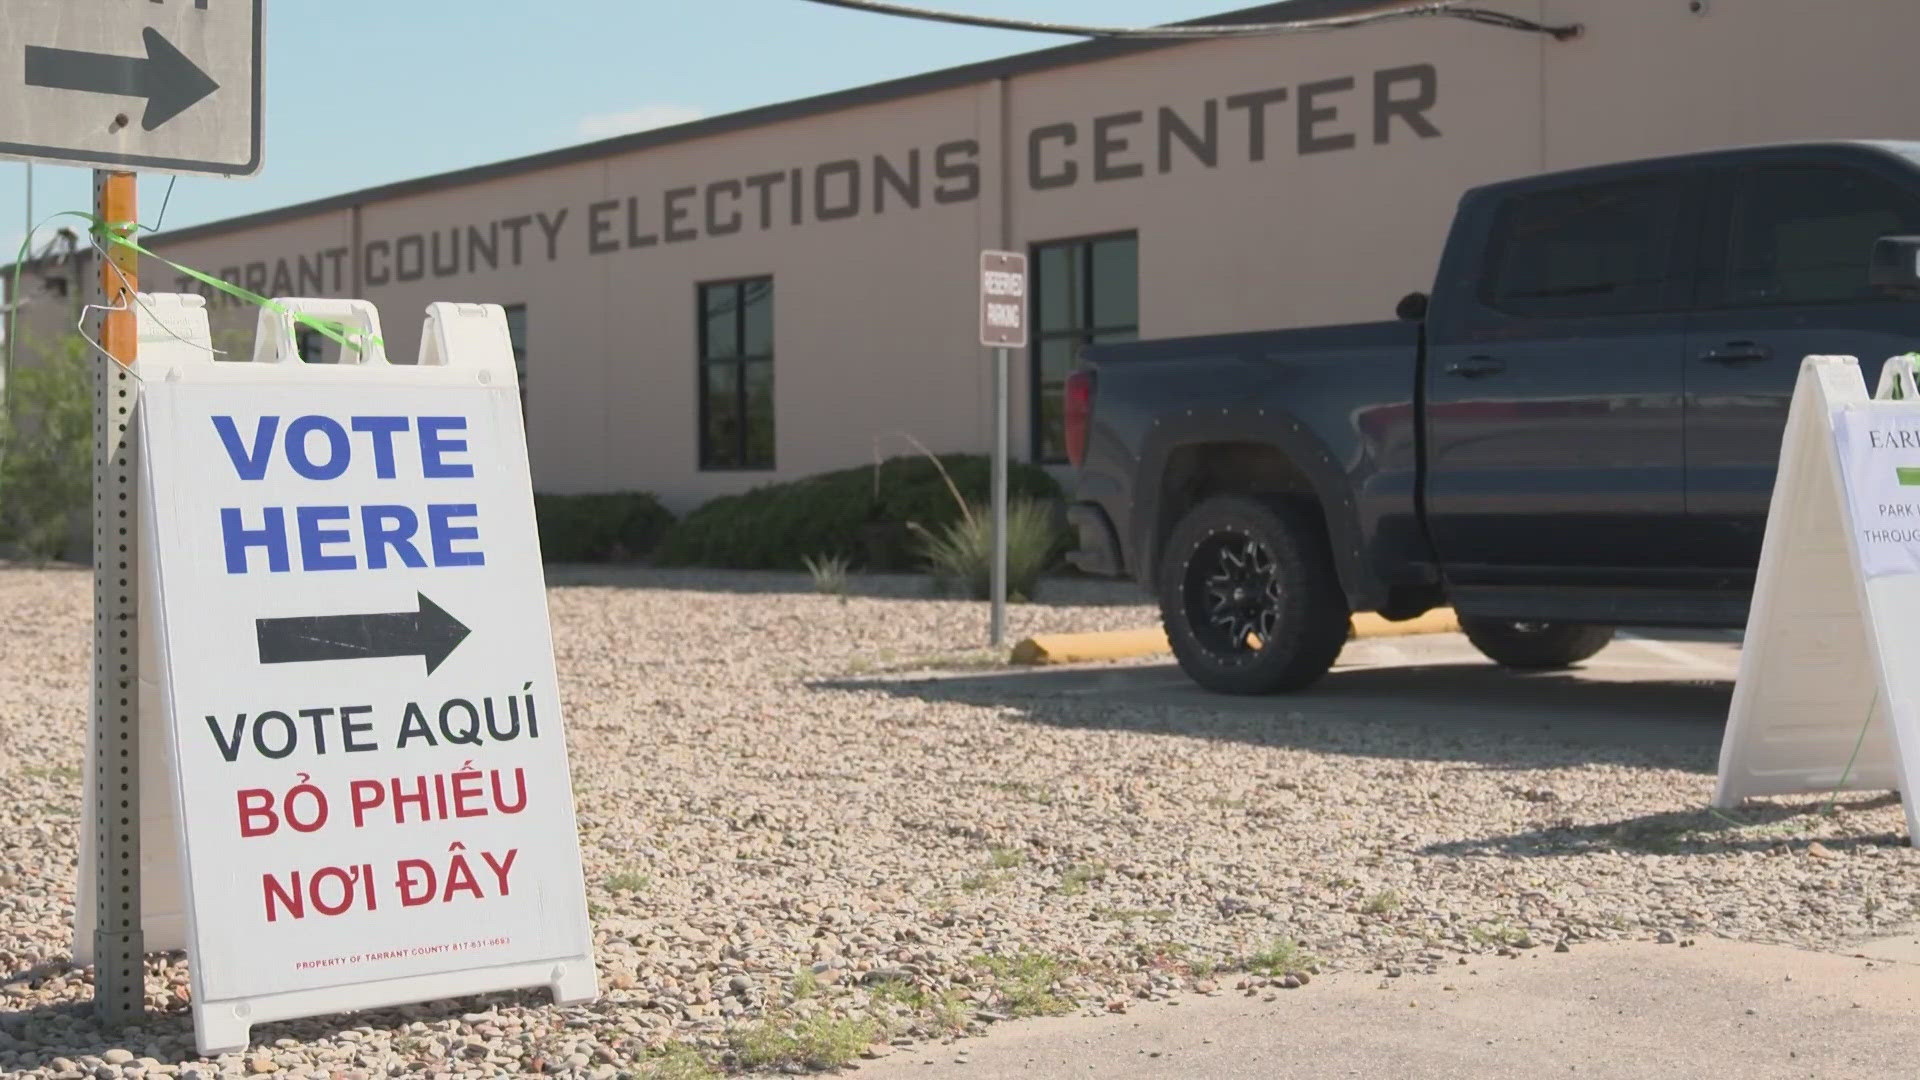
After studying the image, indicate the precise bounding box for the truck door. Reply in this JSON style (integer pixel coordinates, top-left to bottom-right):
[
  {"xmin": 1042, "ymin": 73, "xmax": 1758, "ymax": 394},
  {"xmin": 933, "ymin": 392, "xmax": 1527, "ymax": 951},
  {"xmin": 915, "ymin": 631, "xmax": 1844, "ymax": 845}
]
[
  {"xmin": 1683, "ymin": 154, "xmax": 1920, "ymax": 580},
  {"xmin": 1425, "ymin": 168, "xmax": 1702, "ymax": 589}
]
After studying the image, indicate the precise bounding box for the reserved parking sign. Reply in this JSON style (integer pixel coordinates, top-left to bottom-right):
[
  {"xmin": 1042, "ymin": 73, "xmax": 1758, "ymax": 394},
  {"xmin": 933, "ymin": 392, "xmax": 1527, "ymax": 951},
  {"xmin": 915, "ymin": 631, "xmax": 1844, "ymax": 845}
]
[{"xmin": 135, "ymin": 299, "xmax": 597, "ymax": 1053}]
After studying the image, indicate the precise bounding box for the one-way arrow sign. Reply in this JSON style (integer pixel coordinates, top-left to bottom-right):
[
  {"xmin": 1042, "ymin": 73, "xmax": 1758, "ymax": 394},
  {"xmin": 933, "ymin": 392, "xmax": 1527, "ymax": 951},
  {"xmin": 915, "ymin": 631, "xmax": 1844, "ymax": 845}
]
[
  {"xmin": 255, "ymin": 593, "xmax": 472, "ymax": 675},
  {"xmin": 0, "ymin": 0, "xmax": 261, "ymax": 175},
  {"xmin": 25, "ymin": 28, "xmax": 219, "ymax": 131}
]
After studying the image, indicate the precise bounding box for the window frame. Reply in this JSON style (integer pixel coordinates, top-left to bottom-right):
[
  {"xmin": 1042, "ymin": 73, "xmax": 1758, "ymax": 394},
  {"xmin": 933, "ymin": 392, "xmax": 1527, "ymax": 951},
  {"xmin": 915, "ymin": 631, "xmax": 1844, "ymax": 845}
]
[
  {"xmin": 1028, "ymin": 230, "xmax": 1139, "ymax": 464},
  {"xmin": 697, "ymin": 275, "xmax": 776, "ymax": 472}
]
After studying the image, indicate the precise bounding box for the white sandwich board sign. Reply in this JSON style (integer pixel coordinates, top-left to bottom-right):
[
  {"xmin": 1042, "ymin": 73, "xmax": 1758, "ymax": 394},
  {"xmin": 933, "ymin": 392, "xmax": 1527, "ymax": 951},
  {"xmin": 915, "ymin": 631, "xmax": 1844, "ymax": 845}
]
[
  {"xmin": 1714, "ymin": 353, "xmax": 1920, "ymax": 843},
  {"xmin": 76, "ymin": 293, "xmax": 596, "ymax": 1053}
]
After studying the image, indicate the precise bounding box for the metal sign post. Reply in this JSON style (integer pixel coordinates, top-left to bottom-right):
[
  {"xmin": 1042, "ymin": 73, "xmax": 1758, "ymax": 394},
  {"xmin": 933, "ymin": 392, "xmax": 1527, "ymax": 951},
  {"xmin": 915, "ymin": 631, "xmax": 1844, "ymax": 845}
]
[
  {"xmin": 979, "ymin": 250, "xmax": 1028, "ymax": 647},
  {"xmin": 92, "ymin": 169, "xmax": 144, "ymax": 1025},
  {"xmin": 0, "ymin": 2, "xmax": 262, "ymax": 1029}
]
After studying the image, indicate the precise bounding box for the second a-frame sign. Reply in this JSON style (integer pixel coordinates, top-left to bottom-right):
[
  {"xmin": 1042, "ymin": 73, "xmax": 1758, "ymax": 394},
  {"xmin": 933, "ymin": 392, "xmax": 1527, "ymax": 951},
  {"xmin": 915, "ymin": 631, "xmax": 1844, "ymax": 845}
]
[{"xmin": 1714, "ymin": 354, "xmax": 1920, "ymax": 842}]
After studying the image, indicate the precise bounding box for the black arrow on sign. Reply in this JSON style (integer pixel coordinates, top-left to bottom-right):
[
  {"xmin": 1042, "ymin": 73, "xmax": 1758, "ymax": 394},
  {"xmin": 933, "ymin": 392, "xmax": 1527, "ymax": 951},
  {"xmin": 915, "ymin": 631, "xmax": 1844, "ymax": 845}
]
[
  {"xmin": 255, "ymin": 593, "xmax": 472, "ymax": 675},
  {"xmin": 24, "ymin": 27, "xmax": 220, "ymax": 131}
]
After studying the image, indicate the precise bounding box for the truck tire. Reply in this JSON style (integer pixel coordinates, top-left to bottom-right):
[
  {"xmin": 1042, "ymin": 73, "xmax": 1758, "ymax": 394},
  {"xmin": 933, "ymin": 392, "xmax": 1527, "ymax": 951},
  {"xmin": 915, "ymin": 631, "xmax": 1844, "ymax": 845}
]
[
  {"xmin": 1460, "ymin": 618, "xmax": 1615, "ymax": 670},
  {"xmin": 1158, "ymin": 496, "xmax": 1351, "ymax": 695}
]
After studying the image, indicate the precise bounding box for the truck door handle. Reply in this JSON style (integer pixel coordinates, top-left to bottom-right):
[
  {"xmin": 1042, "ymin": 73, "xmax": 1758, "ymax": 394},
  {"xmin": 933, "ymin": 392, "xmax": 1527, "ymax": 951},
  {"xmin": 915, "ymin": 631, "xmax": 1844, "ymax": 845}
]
[
  {"xmin": 1444, "ymin": 356, "xmax": 1506, "ymax": 379},
  {"xmin": 1702, "ymin": 341, "xmax": 1772, "ymax": 366}
]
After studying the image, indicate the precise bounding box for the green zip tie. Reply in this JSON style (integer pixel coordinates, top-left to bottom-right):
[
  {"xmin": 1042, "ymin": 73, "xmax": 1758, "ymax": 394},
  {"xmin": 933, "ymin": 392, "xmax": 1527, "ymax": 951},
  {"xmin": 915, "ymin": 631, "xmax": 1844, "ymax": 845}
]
[{"xmin": 7, "ymin": 210, "xmax": 384, "ymax": 372}]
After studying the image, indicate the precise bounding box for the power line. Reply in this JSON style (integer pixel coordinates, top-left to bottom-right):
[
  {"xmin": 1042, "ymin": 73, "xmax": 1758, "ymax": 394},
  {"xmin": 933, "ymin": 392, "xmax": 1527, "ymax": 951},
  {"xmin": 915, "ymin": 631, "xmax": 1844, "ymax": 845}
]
[{"xmin": 791, "ymin": 0, "xmax": 1580, "ymax": 40}]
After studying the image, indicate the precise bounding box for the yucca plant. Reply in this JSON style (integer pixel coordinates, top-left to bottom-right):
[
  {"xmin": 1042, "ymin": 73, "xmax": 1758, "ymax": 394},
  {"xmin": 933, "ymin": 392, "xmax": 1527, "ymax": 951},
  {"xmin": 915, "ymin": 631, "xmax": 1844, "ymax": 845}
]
[
  {"xmin": 911, "ymin": 497, "xmax": 1061, "ymax": 601},
  {"xmin": 801, "ymin": 551, "xmax": 851, "ymax": 596}
]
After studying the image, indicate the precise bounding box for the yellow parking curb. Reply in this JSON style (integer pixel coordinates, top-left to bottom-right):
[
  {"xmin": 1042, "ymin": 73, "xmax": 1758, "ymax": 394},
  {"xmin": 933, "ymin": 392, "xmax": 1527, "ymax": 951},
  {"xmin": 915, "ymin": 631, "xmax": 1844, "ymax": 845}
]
[
  {"xmin": 1351, "ymin": 608, "xmax": 1459, "ymax": 638},
  {"xmin": 1010, "ymin": 609, "xmax": 1459, "ymax": 665}
]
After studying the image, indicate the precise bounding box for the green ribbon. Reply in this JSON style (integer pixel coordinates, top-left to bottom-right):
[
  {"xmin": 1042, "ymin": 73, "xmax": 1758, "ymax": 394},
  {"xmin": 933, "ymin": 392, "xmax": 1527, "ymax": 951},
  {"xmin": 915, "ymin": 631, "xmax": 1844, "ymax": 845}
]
[{"xmin": 7, "ymin": 210, "xmax": 384, "ymax": 368}]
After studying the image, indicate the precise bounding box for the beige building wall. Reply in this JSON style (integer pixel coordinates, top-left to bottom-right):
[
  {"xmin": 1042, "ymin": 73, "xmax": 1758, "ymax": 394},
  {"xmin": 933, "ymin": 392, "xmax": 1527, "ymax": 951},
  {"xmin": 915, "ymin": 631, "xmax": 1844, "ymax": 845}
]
[{"xmin": 14, "ymin": 0, "xmax": 1920, "ymax": 515}]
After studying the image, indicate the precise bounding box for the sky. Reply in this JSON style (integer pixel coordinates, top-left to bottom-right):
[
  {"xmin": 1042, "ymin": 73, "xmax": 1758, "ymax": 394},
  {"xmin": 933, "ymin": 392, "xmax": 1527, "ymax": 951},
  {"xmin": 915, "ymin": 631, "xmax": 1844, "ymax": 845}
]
[{"xmin": 0, "ymin": 0, "xmax": 1244, "ymax": 260}]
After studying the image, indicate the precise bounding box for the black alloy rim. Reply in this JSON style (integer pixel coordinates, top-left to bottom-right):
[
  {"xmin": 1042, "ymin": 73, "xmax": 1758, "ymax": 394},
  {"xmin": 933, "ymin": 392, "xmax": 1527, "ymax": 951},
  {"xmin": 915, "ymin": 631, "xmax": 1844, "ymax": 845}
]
[{"xmin": 1185, "ymin": 531, "xmax": 1282, "ymax": 657}]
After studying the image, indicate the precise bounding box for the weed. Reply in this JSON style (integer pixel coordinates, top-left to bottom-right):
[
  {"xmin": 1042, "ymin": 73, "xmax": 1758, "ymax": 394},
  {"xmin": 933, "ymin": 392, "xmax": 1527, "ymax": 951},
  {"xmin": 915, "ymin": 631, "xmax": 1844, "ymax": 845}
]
[
  {"xmin": 1362, "ymin": 889, "xmax": 1402, "ymax": 915},
  {"xmin": 989, "ymin": 846, "xmax": 1026, "ymax": 870},
  {"xmin": 974, "ymin": 950, "xmax": 1074, "ymax": 1017},
  {"xmin": 1245, "ymin": 938, "xmax": 1318, "ymax": 977},
  {"xmin": 1205, "ymin": 796, "xmax": 1248, "ymax": 810},
  {"xmin": 604, "ymin": 871, "xmax": 651, "ymax": 893},
  {"xmin": 1057, "ymin": 861, "xmax": 1108, "ymax": 896},
  {"xmin": 928, "ymin": 988, "xmax": 973, "ymax": 1034},
  {"xmin": 802, "ymin": 552, "xmax": 852, "ymax": 596},
  {"xmin": 729, "ymin": 1013, "xmax": 877, "ymax": 1071},
  {"xmin": 911, "ymin": 497, "xmax": 1063, "ymax": 601},
  {"xmin": 18, "ymin": 763, "xmax": 80, "ymax": 782},
  {"xmin": 636, "ymin": 1042, "xmax": 719, "ymax": 1080},
  {"xmin": 790, "ymin": 968, "xmax": 821, "ymax": 1001},
  {"xmin": 1469, "ymin": 922, "xmax": 1529, "ymax": 948},
  {"xmin": 961, "ymin": 873, "xmax": 999, "ymax": 893}
]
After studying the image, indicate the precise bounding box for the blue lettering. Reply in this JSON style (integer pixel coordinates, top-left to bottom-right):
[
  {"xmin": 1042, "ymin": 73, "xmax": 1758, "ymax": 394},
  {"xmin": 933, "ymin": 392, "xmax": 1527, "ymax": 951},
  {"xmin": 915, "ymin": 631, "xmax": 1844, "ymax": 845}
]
[
  {"xmin": 362, "ymin": 505, "xmax": 427, "ymax": 569},
  {"xmin": 212, "ymin": 416, "xmax": 277, "ymax": 480},
  {"xmin": 285, "ymin": 416, "xmax": 350, "ymax": 481},
  {"xmin": 428, "ymin": 503, "xmax": 485, "ymax": 566},
  {"xmin": 350, "ymin": 416, "xmax": 411, "ymax": 479},
  {"xmin": 418, "ymin": 416, "xmax": 474, "ymax": 479},
  {"xmin": 222, "ymin": 507, "xmax": 290, "ymax": 573},
  {"xmin": 296, "ymin": 506, "xmax": 356, "ymax": 571}
]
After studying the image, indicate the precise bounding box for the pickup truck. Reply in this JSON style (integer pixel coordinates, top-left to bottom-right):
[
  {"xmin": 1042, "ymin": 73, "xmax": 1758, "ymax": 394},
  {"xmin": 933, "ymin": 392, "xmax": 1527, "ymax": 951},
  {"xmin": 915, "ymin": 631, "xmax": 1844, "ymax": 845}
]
[{"xmin": 1063, "ymin": 139, "xmax": 1920, "ymax": 694}]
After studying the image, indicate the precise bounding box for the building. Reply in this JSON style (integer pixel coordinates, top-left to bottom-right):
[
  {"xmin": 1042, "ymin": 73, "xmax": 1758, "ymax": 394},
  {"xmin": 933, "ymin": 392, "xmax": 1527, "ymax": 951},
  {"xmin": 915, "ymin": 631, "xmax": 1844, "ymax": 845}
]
[{"xmin": 9, "ymin": 0, "xmax": 1920, "ymax": 513}]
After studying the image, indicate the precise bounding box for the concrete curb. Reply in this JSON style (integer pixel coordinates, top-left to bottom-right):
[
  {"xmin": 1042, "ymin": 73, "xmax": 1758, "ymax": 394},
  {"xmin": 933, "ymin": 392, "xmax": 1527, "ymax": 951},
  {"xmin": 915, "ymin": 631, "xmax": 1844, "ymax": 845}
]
[{"xmin": 1010, "ymin": 608, "xmax": 1459, "ymax": 665}]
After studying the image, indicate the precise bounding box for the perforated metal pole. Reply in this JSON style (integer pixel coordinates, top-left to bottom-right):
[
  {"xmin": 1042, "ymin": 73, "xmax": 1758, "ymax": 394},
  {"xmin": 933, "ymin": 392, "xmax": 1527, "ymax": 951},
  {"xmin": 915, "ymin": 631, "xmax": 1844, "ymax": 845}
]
[
  {"xmin": 91, "ymin": 168, "xmax": 144, "ymax": 1026},
  {"xmin": 990, "ymin": 346, "xmax": 1008, "ymax": 647}
]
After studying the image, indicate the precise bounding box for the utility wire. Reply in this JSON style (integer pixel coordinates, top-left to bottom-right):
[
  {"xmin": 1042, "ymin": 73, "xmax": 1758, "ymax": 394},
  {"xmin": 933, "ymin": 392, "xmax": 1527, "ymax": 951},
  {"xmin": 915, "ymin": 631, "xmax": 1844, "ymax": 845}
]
[{"xmin": 791, "ymin": 0, "xmax": 1580, "ymax": 40}]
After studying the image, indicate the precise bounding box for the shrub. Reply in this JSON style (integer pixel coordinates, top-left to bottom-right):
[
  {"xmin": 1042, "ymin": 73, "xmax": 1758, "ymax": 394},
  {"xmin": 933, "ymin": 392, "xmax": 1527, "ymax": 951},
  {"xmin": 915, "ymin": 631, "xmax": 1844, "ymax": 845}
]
[
  {"xmin": 655, "ymin": 452, "xmax": 1060, "ymax": 571},
  {"xmin": 532, "ymin": 492, "xmax": 674, "ymax": 562},
  {"xmin": 914, "ymin": 497, "xmax": 1064, "ymax": 601},
  {"xmin": 0, "ymin": 332, "xmax": 94, "ymax": 562},
  {"xmin": 801, "ymin": 552, "xmax": 851, "ymax": 595}
]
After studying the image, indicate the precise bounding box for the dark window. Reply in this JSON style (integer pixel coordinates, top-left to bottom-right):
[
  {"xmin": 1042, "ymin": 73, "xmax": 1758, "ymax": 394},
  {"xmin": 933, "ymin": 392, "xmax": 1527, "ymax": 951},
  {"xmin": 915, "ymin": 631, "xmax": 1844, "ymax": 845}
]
[
  {"xmin": 1031, "ymin": 232, "xmax": 1137, "ymax": 462},
  {"xmin": 503, "ymin": 303, "xmax": 528, "ymax": 409},
  {"xmin": 1719, "ymin": 165, "xmax": 1920, "ymax": 308},
  {"xmin": 295, "ymin": 327, "xmax": 328, "ymax": 364},
  {"xmin": 699, "ymin": 277, "xmax": 774, "ymax": 470},
  {"xmin": 1479, "ymin": 174, "xmax": 1688, "ymax": 319}
]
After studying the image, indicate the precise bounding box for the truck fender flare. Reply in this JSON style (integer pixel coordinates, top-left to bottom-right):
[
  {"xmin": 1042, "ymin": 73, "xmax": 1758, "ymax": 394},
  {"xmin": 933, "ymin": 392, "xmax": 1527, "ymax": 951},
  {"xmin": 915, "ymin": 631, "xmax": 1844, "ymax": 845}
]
[{"xmin": 1132, "ymin": 408, "xmax": 1382, "ymax": 609}]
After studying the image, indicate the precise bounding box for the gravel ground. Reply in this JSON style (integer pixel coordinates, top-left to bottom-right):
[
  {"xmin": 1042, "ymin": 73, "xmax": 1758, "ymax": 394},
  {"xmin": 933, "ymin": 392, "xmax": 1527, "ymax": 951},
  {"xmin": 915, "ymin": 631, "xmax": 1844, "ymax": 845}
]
[{"xmin": 1, "ymin": 563, "xmax": 1916, "ymax": 1079}]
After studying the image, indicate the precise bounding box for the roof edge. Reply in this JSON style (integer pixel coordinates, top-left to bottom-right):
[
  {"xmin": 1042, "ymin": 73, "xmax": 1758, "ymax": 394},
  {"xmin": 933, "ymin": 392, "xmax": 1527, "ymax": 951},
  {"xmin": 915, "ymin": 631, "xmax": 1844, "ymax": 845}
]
[{"xmin": 132, "ymin": 1, "xmax": 1401, "ymax": 249}]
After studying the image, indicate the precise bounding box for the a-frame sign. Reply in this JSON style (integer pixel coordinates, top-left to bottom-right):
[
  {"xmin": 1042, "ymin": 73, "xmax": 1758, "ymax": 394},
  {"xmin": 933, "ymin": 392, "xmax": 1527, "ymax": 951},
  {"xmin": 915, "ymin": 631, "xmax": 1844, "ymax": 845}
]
[{"xmin": 1714, "ymin": 354, "xmax": 1920, "ymax": 842}]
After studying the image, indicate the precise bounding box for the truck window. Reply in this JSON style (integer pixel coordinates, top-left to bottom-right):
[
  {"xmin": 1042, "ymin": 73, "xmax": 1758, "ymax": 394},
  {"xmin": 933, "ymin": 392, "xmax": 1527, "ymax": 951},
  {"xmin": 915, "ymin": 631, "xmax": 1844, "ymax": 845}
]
[
  {"xmin": 1478, "ymin": 174, "xmax": 1687, "ymax": 319},
  {"xmin": 1720, "ymin": 165, "xmax": 1920, "ymax": 307}
]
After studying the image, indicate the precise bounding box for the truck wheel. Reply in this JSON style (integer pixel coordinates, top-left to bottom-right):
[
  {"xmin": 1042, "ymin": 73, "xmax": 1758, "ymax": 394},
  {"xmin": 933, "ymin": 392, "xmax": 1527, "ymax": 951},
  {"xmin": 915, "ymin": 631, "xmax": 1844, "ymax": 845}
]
[
  {"xmin": 1158, "ymin": 496, "xmax": 1351, "ymax": 694},
  {"xmin": 1460, "ymin": 618, "xmax": 1614, "ymax": 670}
]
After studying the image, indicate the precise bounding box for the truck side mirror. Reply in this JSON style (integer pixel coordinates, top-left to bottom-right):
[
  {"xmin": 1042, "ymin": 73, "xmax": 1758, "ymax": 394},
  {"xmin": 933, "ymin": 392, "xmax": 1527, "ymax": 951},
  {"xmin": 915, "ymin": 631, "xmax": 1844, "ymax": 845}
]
[
  {"xmin": 1869, "ymin": 236, "xmax": 1920, "ymax": 296},
  {"xmin": 1395, "ymin": 292, "xmax": 1429, "ymax": 320}
]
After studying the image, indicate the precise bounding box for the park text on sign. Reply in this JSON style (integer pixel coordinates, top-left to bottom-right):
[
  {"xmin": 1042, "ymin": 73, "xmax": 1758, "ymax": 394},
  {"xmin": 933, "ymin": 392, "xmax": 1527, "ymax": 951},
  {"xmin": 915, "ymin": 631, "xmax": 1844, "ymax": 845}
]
[
  {"xmin": 980, "ymin": 250, "xmax": 1027, "ymax": 348},
  {"xmin": 136, "ymin": 298, "xmax": 594, "ymax": 1052},
  {"xmin": 0, "ymin": 0, "xmax": 262, "ymax": 174}
]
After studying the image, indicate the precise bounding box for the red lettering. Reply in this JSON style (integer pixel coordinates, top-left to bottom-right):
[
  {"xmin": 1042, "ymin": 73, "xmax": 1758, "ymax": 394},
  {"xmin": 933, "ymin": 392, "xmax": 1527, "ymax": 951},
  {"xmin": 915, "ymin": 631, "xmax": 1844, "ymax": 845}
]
[
  {"xmin": 263, "ymin": 871, "xmax": 303, "ymax": 922},
  {"xmin": 452, "ymin": 770, "xmax": 485, "ymax": 818},
  {"xmin": 238, "ymin": 789, "xmax": 278, "ymax": 837},
  {"xmin": 350, "ymin": 779, "xmax": 385, "ymax": 827}
]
